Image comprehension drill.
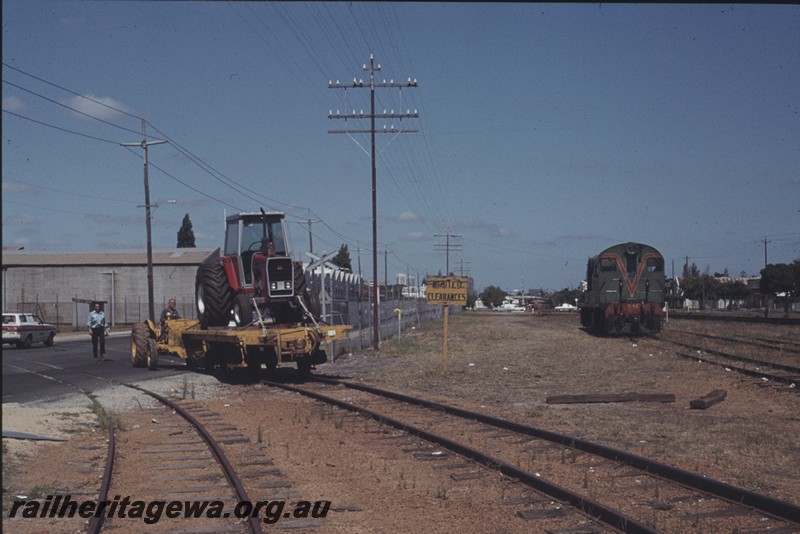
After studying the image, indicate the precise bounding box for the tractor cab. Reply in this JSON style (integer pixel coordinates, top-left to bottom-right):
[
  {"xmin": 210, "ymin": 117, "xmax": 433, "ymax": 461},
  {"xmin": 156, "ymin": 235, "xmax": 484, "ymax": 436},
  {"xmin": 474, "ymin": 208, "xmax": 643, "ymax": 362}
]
[
  {"xmin": 221, "ymin": 211, "xmax": 295, "ymax": 299},
  {"xmin": 197, "ymin": 210, "xmax": 308, "ymax": 328}
]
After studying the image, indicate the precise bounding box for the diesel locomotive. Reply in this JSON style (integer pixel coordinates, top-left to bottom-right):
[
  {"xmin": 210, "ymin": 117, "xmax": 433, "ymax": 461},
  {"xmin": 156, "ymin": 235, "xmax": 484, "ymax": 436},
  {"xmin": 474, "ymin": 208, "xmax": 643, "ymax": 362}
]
[{"xmin": 580, "ymin": 242, "xmax": 665, "ymax": 334}]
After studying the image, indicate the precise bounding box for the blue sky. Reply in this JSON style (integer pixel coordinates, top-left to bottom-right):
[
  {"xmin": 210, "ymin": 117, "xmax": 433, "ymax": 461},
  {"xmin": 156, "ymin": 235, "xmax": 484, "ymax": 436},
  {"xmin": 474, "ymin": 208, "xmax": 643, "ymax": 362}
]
[{"xmin": 3, "ymin": 2, "xmax": 799, "ymax": 292}]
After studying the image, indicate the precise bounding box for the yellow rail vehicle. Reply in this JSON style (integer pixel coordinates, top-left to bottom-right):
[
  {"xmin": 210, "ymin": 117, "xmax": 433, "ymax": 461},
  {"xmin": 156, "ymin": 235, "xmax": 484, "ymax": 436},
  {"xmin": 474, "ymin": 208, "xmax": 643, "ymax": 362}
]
[{"xmin": 131, "ymin": 318, "xmax": 351, "ymax": 375}]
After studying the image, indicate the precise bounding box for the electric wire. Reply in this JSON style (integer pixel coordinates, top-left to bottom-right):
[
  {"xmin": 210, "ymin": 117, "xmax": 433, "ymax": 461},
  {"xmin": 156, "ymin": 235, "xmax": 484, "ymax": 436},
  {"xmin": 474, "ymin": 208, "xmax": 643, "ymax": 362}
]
[{"xmin": 3, "ymin": 110, "xmax": 121, "ymax": 145}]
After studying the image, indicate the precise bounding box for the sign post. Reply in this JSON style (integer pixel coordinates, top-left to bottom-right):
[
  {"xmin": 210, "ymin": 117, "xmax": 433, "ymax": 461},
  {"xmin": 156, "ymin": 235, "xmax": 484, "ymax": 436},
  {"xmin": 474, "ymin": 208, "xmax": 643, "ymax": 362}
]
[{"xmin": 426, "ymin": 276, "xmax": 468, "ymax": 371}]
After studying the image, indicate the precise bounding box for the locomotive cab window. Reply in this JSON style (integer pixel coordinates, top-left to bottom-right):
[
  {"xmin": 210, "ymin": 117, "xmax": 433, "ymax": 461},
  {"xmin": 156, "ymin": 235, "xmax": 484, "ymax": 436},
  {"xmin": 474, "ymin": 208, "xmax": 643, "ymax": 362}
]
[
  {"xmin": 646, "ymin": 257, "xmax": 663, "ymax": 273},
  {"xmin": 600, "ymin": 258, "xmax": 616, "ymax": 271}
]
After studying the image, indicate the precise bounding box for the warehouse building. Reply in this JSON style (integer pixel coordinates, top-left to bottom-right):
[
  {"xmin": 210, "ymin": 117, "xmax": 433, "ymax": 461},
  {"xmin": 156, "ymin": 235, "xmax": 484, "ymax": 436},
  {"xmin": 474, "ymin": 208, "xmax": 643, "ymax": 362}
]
[{"xmin": 2, "ymin": 248, "xmax": 218, "ymax": 327}]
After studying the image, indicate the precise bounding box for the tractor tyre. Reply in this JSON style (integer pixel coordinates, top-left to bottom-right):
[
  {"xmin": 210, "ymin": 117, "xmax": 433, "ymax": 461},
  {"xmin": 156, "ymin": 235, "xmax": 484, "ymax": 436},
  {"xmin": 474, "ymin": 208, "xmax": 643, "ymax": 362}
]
[
  {"xmin": 147, "ymin": 338, "xmax": 159, "ymax": 370},
  {"xmin": 196, "ymin": 263, "xmax": 234, "ymax": 328},
  {"xmin": 232, "ymin": 293, "xmax": 254, "ymax": 327},
  {"xmin": 131, "ymin": 323, "xmax": 150, "ymax": 368}
]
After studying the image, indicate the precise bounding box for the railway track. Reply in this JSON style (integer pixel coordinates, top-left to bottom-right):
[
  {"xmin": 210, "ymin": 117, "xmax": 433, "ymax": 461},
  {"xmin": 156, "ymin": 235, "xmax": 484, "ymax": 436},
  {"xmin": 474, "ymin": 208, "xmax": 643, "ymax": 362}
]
[
  {"xmin": 103, "ymin": 386, "xmax": 264, "ymax": 533},
  {"xmin": 3, "ymin": 362, "xmax": 325, "ymax": 534},
  {"xmin": 264, "ymin": 375, "xmax": 800, "ymax": 533},
  {"xmin": 653, "ymin": 322, "xmax": 800, "ymax": 386},
  {"xmin": 668, "ymin": 312, "xmax": 800, "ymax": 326},
  {"xmin": 666, "ymin": 328, "xmax": 800, "ymax": 355},
  {"xmin": 655, "ymin": 338, "xmax": 800, "ymax": 385}
]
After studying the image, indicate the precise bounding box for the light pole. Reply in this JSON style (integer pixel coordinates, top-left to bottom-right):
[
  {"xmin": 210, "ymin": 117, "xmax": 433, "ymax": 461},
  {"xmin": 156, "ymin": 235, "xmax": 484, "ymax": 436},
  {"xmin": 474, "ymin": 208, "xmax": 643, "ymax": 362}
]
[{"xmin": 122, "ymin": 121, "xmax": 167, "ymax": 323}]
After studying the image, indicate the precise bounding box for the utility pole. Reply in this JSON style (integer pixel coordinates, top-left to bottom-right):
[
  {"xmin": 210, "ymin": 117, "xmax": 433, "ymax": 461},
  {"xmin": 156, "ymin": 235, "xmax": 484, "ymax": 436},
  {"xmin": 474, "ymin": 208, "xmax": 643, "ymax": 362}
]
[
  {"xmin": 385, "ymin": 247, "xmax": 389, "ymax": 301},
  {"xmin": 306, "ymin": 209, "xmax": 319, "ymax": 254},
  {"xmin": 122, "ymin": 120, "xmax": 167, "ymax": 323},
  {"xmin": 434, "ymin": 230, "xmax": 462, "ymax": 275},
  {"xmin": 763, "ymin": 236, "xmax": 771, "ymax": 318},
  {"xmin": 328, "ymin": 54, "xmax": 418, "ymax": 351}
]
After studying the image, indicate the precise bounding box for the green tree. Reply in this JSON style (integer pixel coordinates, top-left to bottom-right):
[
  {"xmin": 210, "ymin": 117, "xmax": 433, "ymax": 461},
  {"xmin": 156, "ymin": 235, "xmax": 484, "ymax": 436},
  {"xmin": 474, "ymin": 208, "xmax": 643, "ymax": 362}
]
[
  {"xmin": 479, "ymin": 285, "xmax": 506, "ymax": 308},
  {"xmin": 331, "ymin": 244, "xmax": 352, "ymax": 272},
  {"xmin": 177, "ymin": 214, "xmax": 196, "ymax": 248},
  {"xmin": 718, "ymin": 280, "xmax": 750, "ymax": 310},
  {"xmin": 760, "ymin": 262, "xmax": 798, "ymax": 315},
  {"xmin": 682, "ymin": 274, "xmax": 721, "ymax": 310}
]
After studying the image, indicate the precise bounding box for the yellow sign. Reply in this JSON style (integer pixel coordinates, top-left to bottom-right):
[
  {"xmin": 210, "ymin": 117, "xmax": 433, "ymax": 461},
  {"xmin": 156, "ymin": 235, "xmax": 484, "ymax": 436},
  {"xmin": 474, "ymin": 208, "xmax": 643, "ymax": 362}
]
[{"xmin": 426, "ymin": 276, "xmax": 468, "ymax": 306}]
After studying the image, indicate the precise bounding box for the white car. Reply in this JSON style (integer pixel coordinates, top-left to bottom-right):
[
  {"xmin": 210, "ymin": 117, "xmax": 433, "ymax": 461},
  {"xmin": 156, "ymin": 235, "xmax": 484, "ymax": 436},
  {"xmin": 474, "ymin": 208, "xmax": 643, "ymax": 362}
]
[{"xmin": 2, "ymin": 312, "xmax": 57, "ymax": 348}]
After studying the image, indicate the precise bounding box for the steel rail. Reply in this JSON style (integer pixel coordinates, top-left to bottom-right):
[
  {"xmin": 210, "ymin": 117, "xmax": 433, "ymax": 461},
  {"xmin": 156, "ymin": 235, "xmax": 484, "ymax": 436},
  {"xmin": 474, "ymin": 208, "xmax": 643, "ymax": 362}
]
[
  {"xmin": 7, "ymin": 360, "xmax": 263, "ymax": 534},
  {"xmin": 668, "ymin": 313, "xmax": 800, "ymax": 326},
  {"xmin": 125, "ymin": 384, "xmax": 264, "ymax": 534},
  {"xmin": 663, "ymin": 329, "xmax": 800, "ymax": 355},
  {"xmin": 660, "ymin": 338, "xmax": 800, "ymax": 376},
  {"xmin": 3, "ymin": 361, "xmax": 118, "ymax": 534},
  {"xmin": 266, "ymin": 379, "xmax": 656, "ymax": 534},
  {"xmin": 86, "ymin": 429, "xmax": 115, "ymax": 534},
  {"xmin": 308, "ymin": 376, "xmax": 800, "ymax": 525},
  {"xmin": 672, "ymin": 350, "xmax": 799, "ymax": 385}
]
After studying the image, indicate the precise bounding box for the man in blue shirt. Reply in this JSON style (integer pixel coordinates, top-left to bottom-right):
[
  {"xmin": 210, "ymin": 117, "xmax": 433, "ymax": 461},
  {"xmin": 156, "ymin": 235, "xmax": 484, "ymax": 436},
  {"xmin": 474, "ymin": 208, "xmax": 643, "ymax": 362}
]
[{"xmin": 87, "ymin": 302, "xmax": 107, "ymax": 361}]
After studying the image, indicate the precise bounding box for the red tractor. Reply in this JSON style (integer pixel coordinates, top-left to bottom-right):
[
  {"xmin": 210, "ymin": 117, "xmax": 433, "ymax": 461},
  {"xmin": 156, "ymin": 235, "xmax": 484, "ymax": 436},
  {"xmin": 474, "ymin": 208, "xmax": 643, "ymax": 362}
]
[{"xmin": 195, "ymin": 210, "xmax": 311, "ymax": 328}]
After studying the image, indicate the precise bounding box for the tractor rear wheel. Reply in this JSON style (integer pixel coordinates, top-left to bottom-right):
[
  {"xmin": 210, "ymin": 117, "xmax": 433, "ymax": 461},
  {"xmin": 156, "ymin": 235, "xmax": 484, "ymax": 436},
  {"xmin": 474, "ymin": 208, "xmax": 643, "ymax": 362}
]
[
  {"xmin": 131, "ymin": 323, "xmax": 150, "ymax": 368},
  {"xmin": 196, "ymin": 263, "xmax": 234, "ymax": 328}
]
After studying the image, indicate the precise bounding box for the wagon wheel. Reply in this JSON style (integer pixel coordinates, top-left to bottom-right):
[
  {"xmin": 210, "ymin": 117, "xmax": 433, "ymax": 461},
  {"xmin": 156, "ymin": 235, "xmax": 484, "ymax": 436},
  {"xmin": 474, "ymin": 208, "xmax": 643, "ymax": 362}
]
[
  {"xmin": 297, "ymin": 359, "xmax": 312, "ymax": 377},
  {"xmin": 131, "ymin": 323, "xmax": 150, "ymax": 368},
  {"xmin": 186, "ymin": 344, "xmax": 208, "ymax": 370},
  {"xmin": 244, "ymin": 349, "xmax": 263, "ymax": 382}
]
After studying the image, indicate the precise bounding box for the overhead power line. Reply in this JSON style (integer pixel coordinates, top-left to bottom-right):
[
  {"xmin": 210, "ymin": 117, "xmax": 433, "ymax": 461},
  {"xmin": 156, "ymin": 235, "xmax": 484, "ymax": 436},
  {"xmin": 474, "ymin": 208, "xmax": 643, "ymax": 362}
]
[{"xmin": 2, "ymin": 109, "xmax": 120, "ymax": 145}]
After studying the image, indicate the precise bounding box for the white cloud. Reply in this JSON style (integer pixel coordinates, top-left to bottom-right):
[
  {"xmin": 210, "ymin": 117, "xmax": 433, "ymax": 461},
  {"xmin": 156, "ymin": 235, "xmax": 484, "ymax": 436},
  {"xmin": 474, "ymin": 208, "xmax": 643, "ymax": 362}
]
[
  {"xmin": 2, "ymin": 180, "xmax": 36, "ymax": 194},
  {"xmin": 402, "ymin": 231, "xmax": 426, "ymax": 241},
  {"xmin": 395, "ymin": 211, "xmax": 423, "ymax": 222},
  {"xmin": 490, "ymin": 226, "xmax": 514, "ymax": 237},
  {"xmin": 63, "ymin": 94, "xmax": 132, "ymax": 121},
  {"xmin": 2, "ymin": 95, "xmax": 26, "ymax": 112}
]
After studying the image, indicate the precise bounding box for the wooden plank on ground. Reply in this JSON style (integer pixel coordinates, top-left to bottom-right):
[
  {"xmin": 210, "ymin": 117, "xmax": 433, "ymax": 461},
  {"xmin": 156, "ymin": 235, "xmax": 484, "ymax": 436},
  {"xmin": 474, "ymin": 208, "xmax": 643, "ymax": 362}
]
[
  {"xmin": 545, "ymin": 392, "xmax": 675, "ymax": 404},
  {"xmin": 689, "ymin": 389, "xmax": 727, "ymax": 409}
]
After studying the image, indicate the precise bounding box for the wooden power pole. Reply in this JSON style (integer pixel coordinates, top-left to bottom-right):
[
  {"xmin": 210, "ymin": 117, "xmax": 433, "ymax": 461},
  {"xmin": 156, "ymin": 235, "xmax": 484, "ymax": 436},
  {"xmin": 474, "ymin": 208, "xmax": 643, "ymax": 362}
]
[{"xmin": 328, "ymin": 54, "xmax": 418, "ymax": 351}]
